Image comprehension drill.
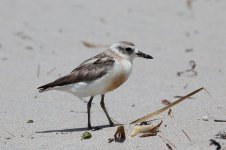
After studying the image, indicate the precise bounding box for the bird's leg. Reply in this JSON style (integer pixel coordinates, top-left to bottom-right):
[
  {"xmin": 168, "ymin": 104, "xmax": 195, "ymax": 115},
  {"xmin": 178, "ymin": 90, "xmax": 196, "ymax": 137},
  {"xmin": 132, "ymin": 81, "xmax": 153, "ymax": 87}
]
[
  {"xmin": 87, "ymin": 96, "xmax": 94, "ymax": 129},
  {"xmin": 100, "ymin": 94, "xmax": 114, "ymax": 126}
]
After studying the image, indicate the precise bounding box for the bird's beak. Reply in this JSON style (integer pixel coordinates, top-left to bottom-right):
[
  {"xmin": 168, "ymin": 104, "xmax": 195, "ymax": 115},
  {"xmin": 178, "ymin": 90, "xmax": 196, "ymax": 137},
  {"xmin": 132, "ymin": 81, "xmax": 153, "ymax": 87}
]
[{"xmin": 136, "ymin": 51, "xmax": 153, "ymax": 59}]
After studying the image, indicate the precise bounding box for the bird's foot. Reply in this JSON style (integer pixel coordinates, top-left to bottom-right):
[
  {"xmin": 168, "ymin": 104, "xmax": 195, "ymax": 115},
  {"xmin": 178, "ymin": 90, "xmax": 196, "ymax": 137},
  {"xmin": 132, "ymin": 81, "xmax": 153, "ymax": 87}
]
[
  {"xmin": 91, "ymin": 127, "xmax": 101, "ymax": 131},
  {"xmin": 88, "ymin": 125, "xmax": 101, "ymax": 131},
  {"xmin": 88, "ymin": 124, "xmax": 92, "ymax": 130}
]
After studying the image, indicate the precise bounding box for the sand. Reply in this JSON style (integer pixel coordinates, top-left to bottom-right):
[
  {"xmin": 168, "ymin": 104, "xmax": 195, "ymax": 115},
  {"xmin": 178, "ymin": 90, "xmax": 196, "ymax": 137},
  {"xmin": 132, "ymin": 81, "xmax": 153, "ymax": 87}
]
[{"xmin": 0, "ymin": 0, "xmax": 226, "ymax": 149}]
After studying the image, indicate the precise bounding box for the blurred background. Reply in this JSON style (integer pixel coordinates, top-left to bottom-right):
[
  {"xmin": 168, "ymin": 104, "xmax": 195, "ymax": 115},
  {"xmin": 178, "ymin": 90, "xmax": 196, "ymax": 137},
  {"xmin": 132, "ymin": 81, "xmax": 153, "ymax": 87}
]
[{"xmin": 0, "ymin": 0, "xmax": 226, "ymax": 149}]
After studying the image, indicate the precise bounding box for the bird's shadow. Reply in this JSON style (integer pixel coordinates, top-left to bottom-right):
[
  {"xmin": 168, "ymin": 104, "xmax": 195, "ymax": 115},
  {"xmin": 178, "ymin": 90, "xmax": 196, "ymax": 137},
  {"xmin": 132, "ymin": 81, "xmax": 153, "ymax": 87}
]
[{"xmin": 36, "ymin": 124, "xmax": 115, "ymax": 134}]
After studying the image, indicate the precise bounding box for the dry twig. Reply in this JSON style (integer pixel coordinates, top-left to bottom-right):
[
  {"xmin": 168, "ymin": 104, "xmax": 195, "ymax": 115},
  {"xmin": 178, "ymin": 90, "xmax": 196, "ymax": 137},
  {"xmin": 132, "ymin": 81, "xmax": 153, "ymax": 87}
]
[
  {"xmin": 131, "ymin": 87, "xmax": 205, "ymax": 124},
  {"xmin": 181, "ymin": 129, "xmax": 191, "ymax": 142}
]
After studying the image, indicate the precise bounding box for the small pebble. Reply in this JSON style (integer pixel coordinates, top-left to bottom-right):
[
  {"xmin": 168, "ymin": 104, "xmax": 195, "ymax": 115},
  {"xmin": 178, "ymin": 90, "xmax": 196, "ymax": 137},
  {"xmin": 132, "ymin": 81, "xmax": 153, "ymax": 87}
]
[{"xmin": 202, "ymin": 115, "xmax": 209, "ymax": 121}]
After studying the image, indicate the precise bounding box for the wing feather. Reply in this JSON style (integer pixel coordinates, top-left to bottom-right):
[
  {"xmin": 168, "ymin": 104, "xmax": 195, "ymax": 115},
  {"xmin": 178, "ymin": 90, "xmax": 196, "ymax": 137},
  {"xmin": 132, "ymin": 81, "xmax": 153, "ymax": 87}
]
[{"xmin": 38, "ymin": 56, "xmax": 115, "ymax": 92}]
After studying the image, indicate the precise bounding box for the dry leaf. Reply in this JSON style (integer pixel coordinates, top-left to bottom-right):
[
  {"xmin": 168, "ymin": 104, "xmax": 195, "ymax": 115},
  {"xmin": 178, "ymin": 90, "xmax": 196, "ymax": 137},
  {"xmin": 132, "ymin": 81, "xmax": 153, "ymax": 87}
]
[
  {"xmin": 114, "ymin": 126, "xmax": 126, "ymax": 142},
  {"xmin": 130, "ymin": 121, "xmax": 162, "ymax": 137},
  {"xmin": 131, "ymin": 87, "xmax": 206, "ymax": 124}
]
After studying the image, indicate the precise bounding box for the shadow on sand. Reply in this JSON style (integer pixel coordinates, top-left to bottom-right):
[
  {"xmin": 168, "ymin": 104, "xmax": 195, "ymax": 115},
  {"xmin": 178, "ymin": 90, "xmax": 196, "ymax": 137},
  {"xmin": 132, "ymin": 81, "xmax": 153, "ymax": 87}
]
[{"xmin": 36, "ymin": 124, "xmax": 114, "ymax": 133}]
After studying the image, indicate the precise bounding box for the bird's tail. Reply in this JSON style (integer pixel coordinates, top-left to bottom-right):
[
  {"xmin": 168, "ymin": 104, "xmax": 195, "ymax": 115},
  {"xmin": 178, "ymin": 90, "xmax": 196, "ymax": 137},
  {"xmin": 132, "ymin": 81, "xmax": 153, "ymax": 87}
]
[{"xmin": 37, "ymin": 83, "xmax": 53, "ymax": 93}]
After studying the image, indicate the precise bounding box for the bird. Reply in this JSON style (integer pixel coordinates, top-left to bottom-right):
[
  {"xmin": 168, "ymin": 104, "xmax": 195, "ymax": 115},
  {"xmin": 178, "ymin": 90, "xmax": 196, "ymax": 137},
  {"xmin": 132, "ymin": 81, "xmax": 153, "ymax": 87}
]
[{"xmin": 38, "ymin": 41, "xmax": 153, "ymax": 129}]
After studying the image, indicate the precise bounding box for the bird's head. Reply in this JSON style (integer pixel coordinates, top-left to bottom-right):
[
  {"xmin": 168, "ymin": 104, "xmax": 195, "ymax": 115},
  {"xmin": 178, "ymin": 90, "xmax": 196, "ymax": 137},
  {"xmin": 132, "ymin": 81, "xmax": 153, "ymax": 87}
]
[{"xmin": 110, "ymin": 41, "xmax": 153, "ymax": 61}]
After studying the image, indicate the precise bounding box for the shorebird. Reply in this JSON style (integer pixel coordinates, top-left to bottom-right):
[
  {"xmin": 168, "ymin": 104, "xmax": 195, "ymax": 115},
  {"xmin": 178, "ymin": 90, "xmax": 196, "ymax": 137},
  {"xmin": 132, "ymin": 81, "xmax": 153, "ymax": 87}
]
[{"xmin": 38, "ymin": 41, "xmax": 153, "ymax": 129}]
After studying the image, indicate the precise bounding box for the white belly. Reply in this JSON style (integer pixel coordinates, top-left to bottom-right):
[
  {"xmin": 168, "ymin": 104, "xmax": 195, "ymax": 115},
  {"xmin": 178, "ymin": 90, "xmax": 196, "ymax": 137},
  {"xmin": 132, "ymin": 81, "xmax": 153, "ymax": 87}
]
[{"xmin": 55, "ymin": 60, "xmax": 133, "ymax": 97}]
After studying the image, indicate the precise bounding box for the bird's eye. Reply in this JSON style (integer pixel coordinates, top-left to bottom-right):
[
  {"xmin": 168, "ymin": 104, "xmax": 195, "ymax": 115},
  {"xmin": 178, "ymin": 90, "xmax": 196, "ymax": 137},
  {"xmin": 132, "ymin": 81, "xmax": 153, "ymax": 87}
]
[{"xmin": 125, "ymin": 47, "xmax": 132, "ymax": 52}]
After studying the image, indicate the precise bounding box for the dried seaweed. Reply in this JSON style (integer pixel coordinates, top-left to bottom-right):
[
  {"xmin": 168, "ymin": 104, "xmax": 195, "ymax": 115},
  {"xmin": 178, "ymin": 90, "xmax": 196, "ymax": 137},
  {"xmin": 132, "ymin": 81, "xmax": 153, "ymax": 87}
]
[
  {"xmin": 81, "ymin": 131, "xmax": 92, "ymax": 140},
  {"xmin": 209, "ymin": 139, "xmax": 221, "ymax": 150},
  {"xmin": 177, "ymin": 60, "xmax": 197, "ymax": 77}
]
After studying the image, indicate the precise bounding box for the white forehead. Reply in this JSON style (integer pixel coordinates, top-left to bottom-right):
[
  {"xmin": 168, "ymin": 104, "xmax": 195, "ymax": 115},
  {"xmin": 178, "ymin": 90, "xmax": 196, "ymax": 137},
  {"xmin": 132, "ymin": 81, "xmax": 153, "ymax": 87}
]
[
  {"xmin": 110, "ymin": 43, "xmax": 121, "ymax": 49},
  {"xmin": 110, "ymin": 41, "xmax": 135, "ymax": 49}
]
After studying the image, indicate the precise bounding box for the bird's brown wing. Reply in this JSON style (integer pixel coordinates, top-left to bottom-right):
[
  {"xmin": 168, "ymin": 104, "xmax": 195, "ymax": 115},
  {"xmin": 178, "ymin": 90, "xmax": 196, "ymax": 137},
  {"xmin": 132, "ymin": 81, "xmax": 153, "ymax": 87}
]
[{"xmin": 38, "ymin": 56, "xmax": 115, "ymax": 92}]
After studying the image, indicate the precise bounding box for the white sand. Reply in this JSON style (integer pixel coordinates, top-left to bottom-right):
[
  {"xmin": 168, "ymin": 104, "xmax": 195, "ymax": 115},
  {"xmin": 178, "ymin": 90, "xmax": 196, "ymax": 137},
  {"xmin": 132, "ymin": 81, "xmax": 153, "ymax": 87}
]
[{"xmin": 1, "ymin": 0, "xmax": 226, "ymax": 149}]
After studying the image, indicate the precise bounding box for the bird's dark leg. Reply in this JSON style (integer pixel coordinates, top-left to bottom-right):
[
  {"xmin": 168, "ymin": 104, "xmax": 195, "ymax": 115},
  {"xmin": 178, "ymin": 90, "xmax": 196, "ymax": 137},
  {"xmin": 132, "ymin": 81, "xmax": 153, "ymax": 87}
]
[
  {"xmin": 100, "ymin": 94, "xmax": 114, "ymax": 126},
  {"xmin": 87, "ymin": 96, "xmax": 94, "ymax": 129}
]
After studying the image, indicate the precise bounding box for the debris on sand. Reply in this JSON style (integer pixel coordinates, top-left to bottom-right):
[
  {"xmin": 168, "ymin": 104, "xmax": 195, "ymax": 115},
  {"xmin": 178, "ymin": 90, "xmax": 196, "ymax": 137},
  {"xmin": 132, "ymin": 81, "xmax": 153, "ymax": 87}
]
[
  {"xmin": 181, "ymin": 129, "xmax": 192, "ymax": 142},
  {"xmin": 81, "ymin": 131, "xmax": 92, "ymax": 140},
  {"xmin": 216, "ymin": 132, "xmax": 226, "ymax": 139},
  {"xmin": 159, "ymin": 135, "xmax": 176, "ymax": 150},
  {"xmin": 82, "ymin": 41, "xmax": 109, "ymax": 48},
  {"xmin": 209, "ymin": 139, "xmax": 221, "ymax": 150},
  {"xmin": 14, "ymin": 31, "xmax": 32, "ymax": 41},
  {"xmin": 131, "ymin": 88, "xmax": 206, "ymax": 124},
  {"xmin": 202, "ymin": 115, "xmax": 209, "ymax": 121},
  {"xmin": 130, "ymin": 121, "xmax": 162, "ymax": 137},
  {"xmin": 177, "ymin": 60, "xmax": 197, "ymax": 77},
  {"xmin": 27, "ymin": 120, "xmax": 34, "ymax": 123},
  {"xmin": 108, "ymin": 126, "xmax": 126, "ymax": 143},
  {"xmin": 185, "ymin": 48, "xmax": 193, "ymax": 53},
  {"xmin": 161, "ymin": 100, "xmax": 174, "ymax": 118},
  {"xmin": 214, "ymin": 119, "xmax": 226, "ymax": 123},
  {"xmin": 114, "ymin": 126, "xmax": 126, "ymax": 142}
]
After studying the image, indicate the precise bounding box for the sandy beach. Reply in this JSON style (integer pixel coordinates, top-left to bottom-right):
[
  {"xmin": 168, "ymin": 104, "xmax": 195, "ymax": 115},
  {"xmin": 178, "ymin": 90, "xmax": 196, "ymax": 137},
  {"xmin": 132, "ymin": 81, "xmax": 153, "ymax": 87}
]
[{"xmin": 0, "ymin": 0, "xmax": 226, "ymax": 149}]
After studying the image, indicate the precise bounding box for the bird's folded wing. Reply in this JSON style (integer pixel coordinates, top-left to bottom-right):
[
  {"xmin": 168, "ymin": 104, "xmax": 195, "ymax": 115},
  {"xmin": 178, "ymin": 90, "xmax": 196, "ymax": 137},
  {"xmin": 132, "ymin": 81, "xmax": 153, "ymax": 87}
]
[{"xmin": 38, "ymin": 57, "xmax": 115, "ymax": 92}]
